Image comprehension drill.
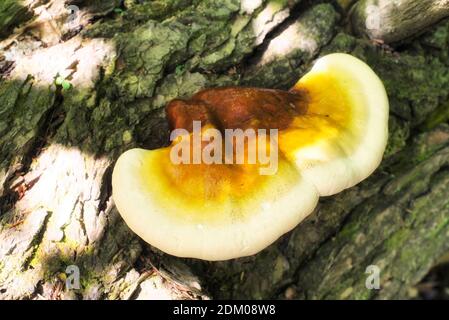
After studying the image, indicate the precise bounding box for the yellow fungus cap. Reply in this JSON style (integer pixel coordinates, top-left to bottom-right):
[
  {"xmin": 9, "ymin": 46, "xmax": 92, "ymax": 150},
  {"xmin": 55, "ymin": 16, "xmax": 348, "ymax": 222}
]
[{"xmin": 112, "ymin": 53, "xmax": 389, "ymax": 261}]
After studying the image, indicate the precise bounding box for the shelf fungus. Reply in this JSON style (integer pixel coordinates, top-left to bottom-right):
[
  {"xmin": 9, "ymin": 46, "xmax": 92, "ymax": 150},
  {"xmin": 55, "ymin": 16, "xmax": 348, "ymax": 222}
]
[{"xmin": 112, "ymin": 53, "xmax": 389, "ymax": 261}]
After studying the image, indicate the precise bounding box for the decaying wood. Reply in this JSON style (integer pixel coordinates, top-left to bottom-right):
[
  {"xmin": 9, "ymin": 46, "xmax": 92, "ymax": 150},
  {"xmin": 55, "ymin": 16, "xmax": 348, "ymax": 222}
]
[
  {"xmin": 0, "ymin": 0, "xmax": 449, "ymax": 300},
  {"xmin": 351, "ymin": 0, "xmax": 449, "ymax": 43}
]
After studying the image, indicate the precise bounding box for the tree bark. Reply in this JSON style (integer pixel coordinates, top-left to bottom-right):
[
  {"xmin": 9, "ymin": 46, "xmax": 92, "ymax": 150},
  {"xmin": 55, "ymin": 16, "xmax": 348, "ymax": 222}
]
[
  {"xmin": 351, "ymin": 0, "xmax": 449, "ymax": 43},
  {"xmin": 0, "ymin": 0, "xmax": 449, "ymax": 300}
]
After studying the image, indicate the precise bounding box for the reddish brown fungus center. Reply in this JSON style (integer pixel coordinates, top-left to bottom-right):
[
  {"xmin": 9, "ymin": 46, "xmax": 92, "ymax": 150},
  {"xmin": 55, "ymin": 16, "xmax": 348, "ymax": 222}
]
[{"xmin": 166, "ymin": 87, "xmax": 309, "ymax": 132}]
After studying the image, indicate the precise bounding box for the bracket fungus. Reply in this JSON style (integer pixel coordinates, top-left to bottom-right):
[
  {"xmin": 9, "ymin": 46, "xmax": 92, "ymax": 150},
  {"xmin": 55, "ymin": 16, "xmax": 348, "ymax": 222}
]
[{"xmin": 112, "ymin": 53, "xmax": 389, "ymax": 261}]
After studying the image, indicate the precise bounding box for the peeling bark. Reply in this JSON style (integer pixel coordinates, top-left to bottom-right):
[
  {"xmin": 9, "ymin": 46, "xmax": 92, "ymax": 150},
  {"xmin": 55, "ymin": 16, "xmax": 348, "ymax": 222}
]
[
  {"xmin": 0, "ymin": 0, "xmax": 449, "ymax": 300},
  {"xmin": 351, "ymin": 0, "xmax": 449, "ymax": 43}
]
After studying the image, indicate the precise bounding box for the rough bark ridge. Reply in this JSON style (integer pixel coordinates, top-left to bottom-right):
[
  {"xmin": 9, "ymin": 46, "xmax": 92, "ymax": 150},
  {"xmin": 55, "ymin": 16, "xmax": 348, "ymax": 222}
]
[
  {"xmin": 0, "ymin": 0, "xmax": 448, "ymax": 299},
  {"xmin": 351, "ymin": 0, "xmax": 449, "ymax": 43}
]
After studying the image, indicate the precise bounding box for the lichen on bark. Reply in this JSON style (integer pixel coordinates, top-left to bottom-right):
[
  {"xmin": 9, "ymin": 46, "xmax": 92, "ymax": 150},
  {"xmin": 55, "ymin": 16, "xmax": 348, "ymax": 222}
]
[{"xmin": 0, "ymin": 0, "xmax": 449, "ymax": 300}]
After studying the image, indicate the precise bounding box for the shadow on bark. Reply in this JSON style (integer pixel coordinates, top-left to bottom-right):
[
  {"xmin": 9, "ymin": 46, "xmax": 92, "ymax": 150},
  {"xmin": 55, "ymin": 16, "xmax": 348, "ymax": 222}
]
[{"xmin": 0, "ymin": 1, "xmax": 34, "ymax": 40}]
